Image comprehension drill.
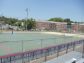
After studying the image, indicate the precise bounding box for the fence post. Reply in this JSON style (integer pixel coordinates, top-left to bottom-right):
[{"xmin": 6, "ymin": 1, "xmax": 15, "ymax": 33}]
[
  {"xmin": 33, "ymin": 52, "xmax": 34, "ymax": 60},
  {"xmin": 41, "ymin": 39, "xmax": 43, "ymax": 58},
  {"xmin": 21, "ymin": 40, "xmax": 24, "ymax": 63},
  {"xmin": 82, "ymin": 40, "xmax": 84, "ymax": 58},
  {"xmin": 27, "ymin": 54, "xmax": 29, "ymax": 62},
  {"xmin": 10, "ymin": 57, "xmax": 11, "ymax": 63},
  {"xmin": 57, "ymin": 46, "xmax": 59, "ymax": 57},
  {"xmin": 1, "ymin": 58, "xmax": 2, "ymax": 63},
  {"xmin": 66, "ymin": 44, "xmax": 69, "ymax": 53},
  {"xmin": 44, "ymin": 49, "xmax": 47, "ymax": 62},
  {"xmin": 73, "ymin": 42, "xmax": 75, "ymax": 51}
]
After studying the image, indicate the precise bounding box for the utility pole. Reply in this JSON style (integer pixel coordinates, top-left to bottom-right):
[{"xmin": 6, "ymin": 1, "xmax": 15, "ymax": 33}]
[
  {"xmin": 25, "ymin": 8, "xmax": 28, "ymax": 30},
  {"xmin": 0, "ymin": 13, "xmax": 3, "ymax": 33}
]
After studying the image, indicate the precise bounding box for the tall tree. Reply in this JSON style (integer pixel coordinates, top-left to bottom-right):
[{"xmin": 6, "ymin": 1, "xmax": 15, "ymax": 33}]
[
  {"xmin": 48, "ymin": 17, "xmax": 74, "ymax": 23},
  {"xmin": 64, "ymin": 18, "xmax": 72, "ymax": 28},
  {"xmin": 0, "ymin": 16, "xmax": 18, "ymax": 25},
  {"xmin": 25, "ymin": 18, "xmax": 36, "ymax": 30},
  {"xmin": 48, "ymin": 17, "xmax": 64, "ymax": 22}
]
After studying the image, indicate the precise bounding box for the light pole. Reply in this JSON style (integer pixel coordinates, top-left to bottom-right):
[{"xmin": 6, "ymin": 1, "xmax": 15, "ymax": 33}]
[
  {"xmin": 0, "ymin": 13, "xmax": 3, "ymax": 33},
  {"xmin": 25, "ymin": 8, "xmax": 28, "ymax": 30}
]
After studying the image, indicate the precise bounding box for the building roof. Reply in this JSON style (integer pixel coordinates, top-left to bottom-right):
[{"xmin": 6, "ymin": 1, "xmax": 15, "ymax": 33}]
[
  {"xmin": 36, "ymin": 20, "xmax": 67, "ymax": 24},
  {"xmin": 36, "ymin": 20, "xmax": 84, "ymax": 25},
  {"xmin": 43, "ymin": 51, "xmax": 83, "ymax": 63}
]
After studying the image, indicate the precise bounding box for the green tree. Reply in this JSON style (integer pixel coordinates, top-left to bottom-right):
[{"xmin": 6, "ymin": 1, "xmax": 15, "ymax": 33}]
[
  {"xmin": 48, "ymin": 17, "xmax": 64, "ymax": 22},
  {"xmin": 64, "ymin": 18, "xmax": 72, "ymax": 28},
  {"xmin": 48, "ymin": 17, "xmax": 74, "ymax": 23},
  {"xmin": 0, "ymin": 16, "xmax": 18, "ymax": 25},
  {"xmin": 25, "ymin": 18, "xmax": 36, "ymax": 30},
  {"xmin": 64, "ymin": 18, "xmax": 72, "ymax": 32},
  {"xmin": 15, "ymin": 21, "xmax": 22, "ymax": 27},
  {"xmin": 0, "ymin": 16, "xmax": 36, "ymax": 30}
]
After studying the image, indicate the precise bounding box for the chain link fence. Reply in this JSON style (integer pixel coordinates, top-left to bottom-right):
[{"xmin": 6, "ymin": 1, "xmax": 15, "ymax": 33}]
[{"xmin": 0, "ymin": 37, "xmax": 84, "ymax": 63}]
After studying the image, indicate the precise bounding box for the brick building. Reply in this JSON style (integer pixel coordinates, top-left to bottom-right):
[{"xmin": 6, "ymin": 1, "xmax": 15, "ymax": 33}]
[
  {"xmin": 36, "ymin": 20, "xmax": 84, "ymax": 32},
  {"xmin": 79, "ymin": 24, "xmax": 84, "ymax": 32},
  {"xmin": 36, "ymin": 20, "xmax": 67, "ymax": 31}
]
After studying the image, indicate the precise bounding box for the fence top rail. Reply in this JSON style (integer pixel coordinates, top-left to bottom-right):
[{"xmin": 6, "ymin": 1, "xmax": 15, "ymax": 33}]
[{"xmin": 0, "ymin": 39, "xmax": 84, "ymax": 59}]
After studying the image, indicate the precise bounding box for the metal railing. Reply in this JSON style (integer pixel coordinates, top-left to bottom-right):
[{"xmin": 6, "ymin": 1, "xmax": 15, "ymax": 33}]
[{"xmin": 0, "ymin": 38, "xmax": 84, "ymax": 63}]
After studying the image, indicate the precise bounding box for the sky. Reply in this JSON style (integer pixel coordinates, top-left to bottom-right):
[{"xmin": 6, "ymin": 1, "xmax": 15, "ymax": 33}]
[{"xmin": 0, "ymin": 0, "xmax": 84, "ymax": 22}]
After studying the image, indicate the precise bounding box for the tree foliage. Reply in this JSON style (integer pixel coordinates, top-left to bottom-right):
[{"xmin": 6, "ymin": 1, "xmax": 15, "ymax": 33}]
[
  {"xmin": 0, "ymin": 16, "xmax": 36, "ymax": 30},
  {"xmin": 48, "ymin": 17, "xmax": 64, "ymax": 22},
  {"xmin": 48, "ymin": 17, "xmax": 74, "ymax": 23},
  {"xmin": 64, "ymin": 18, "xmax": 72, "ymax": 28},
  {"xmin": 48, "ymin": 17, "xmax": 74, "ymax": 29},
  {"xmin": 0, "ymin": 16, "xmax": 18, "ymax": 25},
  {"xmin": 25, "ymin": 18, "xmax": 36, "ymax": 30}
]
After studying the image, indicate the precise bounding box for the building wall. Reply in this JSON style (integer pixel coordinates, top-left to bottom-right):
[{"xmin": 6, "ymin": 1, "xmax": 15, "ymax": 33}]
[
  {"xmin": 36, "ymin": 21, "xmax": 67, "ymax": 31},
  {"xmin": 56, "ymin": 23, "xmax": 67, "ymax": 32},
  {"xmin": 79, "ymin": 24, "xmax": 84, "ymax": 32},
  {"xmin": 36, "ymin": 21, "xmax": 84, "ymax": 32},
  {"xmin": 36, "ymin": 22, "xmax": 49, "ymax": 30},
  {"xmin": 72, "ymin": 24, "xmax": 79, "ymax": 32},
  {"xmin": 48, "ymin": 23, "xmax": 57, "ymax": 30}
]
